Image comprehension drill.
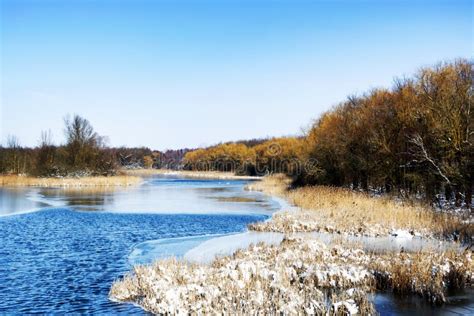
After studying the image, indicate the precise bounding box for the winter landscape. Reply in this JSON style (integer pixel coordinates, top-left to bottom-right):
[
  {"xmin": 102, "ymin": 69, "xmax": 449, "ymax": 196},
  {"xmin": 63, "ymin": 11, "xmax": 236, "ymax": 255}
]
[{"xmin": 1, "ymin": 0, "xmax": 472, "ymax": 315}]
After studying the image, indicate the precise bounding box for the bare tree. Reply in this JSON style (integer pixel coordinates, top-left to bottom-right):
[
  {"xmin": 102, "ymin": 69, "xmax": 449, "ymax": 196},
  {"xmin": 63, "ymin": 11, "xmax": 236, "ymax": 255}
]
[
  {"xmin": 63, "ymin": 114, "xmax": 101, "ymax": 172},
  {"xmin": 36, "ymin": 130, "xmax": 56, "ymax": 176},
  {"xmin": 7, "ymin": 135, "xmax": 20, "ymax": 149},
  {"xmin": 409, "ymin": 134, "xmax": 451, "ymax": 185},
  {"xmin": 39, "ymin": 130, "xmax": 54, "ymax": 147},
  {"xmin": 6, "ymin": 135, "xmax": 22, "ymax": 173}
]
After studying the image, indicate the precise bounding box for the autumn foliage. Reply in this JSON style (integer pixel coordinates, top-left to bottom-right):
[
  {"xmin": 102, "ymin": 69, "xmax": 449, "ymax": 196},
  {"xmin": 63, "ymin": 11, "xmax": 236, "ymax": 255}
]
[
  {"xmin": 184, "ymin": 59, "xmax": 473, "ymax": 206},
  {"xmin": 300, "ymin": 59, "xmax": 472, "ymax": 206},
  {"xmin": 183, "ymin": 138, "xmax": 304, "ymax": 176}
]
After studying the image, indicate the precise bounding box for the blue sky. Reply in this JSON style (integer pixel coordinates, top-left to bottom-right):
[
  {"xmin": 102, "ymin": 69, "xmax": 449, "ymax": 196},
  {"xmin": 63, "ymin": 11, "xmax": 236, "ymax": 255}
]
[{"xmin": 1, "ymin": 0, "xmax": 472, "ymax": 150}]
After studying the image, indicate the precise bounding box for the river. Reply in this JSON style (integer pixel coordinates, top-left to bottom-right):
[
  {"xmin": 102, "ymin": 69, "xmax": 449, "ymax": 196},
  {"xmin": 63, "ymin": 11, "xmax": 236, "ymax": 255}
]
[{"xmin": 0, "ymin": 175, "xmax": 472, "ymax": 314}]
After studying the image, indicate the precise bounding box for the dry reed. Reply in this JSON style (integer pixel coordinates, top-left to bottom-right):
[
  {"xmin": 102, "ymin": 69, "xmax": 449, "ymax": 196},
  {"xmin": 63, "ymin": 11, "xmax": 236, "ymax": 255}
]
[
  {"xmin": 247, "ymin": 175, "xmax": 472, "ymax": 240},
  {"xmin": 110, "ymin": 237, "xmax": 377, "ymax": 315},
  {"xmin": 0, "ymin": 174, "xmax": 142, "ymax": 187},
  {"xmin": 371, "ymin": 250, "xmax": 473, "ymax": 304},
  {"xmin": 110, "ymin": 235, "xmax": 472, "ymax": 313}
]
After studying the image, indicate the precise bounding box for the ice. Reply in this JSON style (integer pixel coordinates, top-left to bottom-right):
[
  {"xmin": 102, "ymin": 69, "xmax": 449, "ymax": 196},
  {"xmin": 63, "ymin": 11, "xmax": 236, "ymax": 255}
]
[{"xmin": 184, "ymin": 231, "xmax": 284, "ymax": 264}]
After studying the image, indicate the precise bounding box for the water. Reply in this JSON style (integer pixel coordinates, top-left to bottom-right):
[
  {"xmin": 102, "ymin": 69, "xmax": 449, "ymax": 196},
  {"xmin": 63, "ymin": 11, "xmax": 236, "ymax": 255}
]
[
  {"xmin": 374, "ymin": 289, "xmax": 474, "ymax": 315},
  {"xmin": 0, "ymin": 176, "xmax": 277, "ymax": 314},
  {"xmin": 0, "ymin": 176, "xmax": 472, "ymax": 314}
]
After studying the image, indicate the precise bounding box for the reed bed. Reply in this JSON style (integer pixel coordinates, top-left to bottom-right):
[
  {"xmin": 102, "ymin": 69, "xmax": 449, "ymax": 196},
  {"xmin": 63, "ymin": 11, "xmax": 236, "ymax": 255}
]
[
  {"xmin": 247, "ymin": 175, "xmax": 472, "ymax": 240},
  {"xmin": 110, "ymin": 236, "xmax": 472, "ymax": 314},
  {"xmin": 371, "ymin": 250, "xmax": 473, "ymax": 304},
  {"xmin": 0, "ymin": 174, "xmax": 142, "ymax": 187},
  {"xmin": 110, "ymin": 237, "xmax": 377, "ymax": 315}
]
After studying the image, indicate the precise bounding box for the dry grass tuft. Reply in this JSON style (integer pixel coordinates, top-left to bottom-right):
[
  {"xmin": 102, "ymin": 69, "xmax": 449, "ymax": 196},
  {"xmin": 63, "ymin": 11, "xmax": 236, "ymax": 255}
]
[
  {"xmin": 248, "ymin": 175, "xmax": 472, "ymax": 240},
  {"xmin": 245, "ymin": 173, "xmax": 292, "ymax": 197},
  {"xmin": 0, "ymin": 174, "xmax": 142, "ymax": 187},
  {"xmin": 371, "ymin": 250, "xmax": 473, "ymax": 304}
]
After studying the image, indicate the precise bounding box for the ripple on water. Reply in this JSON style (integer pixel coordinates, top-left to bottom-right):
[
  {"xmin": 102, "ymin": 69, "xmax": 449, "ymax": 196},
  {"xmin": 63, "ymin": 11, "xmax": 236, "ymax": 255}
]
[{"xmin": 0, "ymin": 208, "xmax": 268, "ymax": 314}]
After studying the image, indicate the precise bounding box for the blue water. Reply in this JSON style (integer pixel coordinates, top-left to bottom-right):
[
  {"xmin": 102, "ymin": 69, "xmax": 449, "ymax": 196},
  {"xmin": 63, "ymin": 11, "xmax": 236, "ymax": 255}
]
[{"xmin": 0, "ymin": 177, "xmax": 274, "ymax": 314}]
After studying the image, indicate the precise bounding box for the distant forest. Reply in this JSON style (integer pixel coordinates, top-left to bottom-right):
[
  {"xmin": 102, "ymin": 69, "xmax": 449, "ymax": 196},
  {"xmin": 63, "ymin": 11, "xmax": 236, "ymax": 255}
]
[
  {"xmin": 1, "ymin": 59, "xmax": 472, "ymax": 207},
  {"xmin": 0, "ymin": 115, "xmax": 192, "ymax": 177}
]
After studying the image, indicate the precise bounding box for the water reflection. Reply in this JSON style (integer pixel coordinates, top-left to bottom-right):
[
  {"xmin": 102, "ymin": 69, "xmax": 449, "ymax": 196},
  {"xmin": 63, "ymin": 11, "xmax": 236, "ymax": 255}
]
[
  {"xmin": 39, "ymin": 187, "xmax": 116, "ymax": 210},
  {"xmin": 0, "ymin": 188, "xmax": 48, "ymax": 216},
  {"xmin": 0, "ymin": 177, "xmax": 279, "ymax": 216}
]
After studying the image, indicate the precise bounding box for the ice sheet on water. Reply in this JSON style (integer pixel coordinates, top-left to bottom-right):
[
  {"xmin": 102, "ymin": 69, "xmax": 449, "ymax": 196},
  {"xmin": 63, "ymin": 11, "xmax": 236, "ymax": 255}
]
[
  {"xmin": 128, "ymin": 234, "xmax": 224, "ymax": 266},
  {"xmin": 184, "ymin": 231, "xmax": 285, "ymax": 264}
]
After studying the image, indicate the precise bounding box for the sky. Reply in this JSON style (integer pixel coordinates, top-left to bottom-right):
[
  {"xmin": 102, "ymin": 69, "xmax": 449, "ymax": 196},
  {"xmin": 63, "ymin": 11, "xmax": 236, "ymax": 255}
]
[{"xmin": 0, "ymin": 0, "xmax": 472, "ymax": 150}]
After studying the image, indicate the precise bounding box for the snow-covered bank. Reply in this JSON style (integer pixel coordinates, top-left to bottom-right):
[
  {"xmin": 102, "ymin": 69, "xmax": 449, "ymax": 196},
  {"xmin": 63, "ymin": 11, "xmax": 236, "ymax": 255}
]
[
  {"xmin": 246, "ymin": 175, "xmax": 473, "ymax": 241},
  {"xmin": 183, "ymin": 230, "xmax": 462, "ymax": 265},
  {"xmin": 110, "ymin": 237, "xmax": 377, "ymax": 314},
  {"xmin": 110, "ymin": 235, "xmax": 472, "ymax": 314}
]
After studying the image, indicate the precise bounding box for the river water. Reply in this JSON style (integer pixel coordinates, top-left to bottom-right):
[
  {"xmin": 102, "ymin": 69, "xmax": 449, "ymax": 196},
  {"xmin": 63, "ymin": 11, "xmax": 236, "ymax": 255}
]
[
  {"xmin": 0, "ymin": 176, "xmax": 276, "ymax": 313},
  {"xmin": 0, "ymin": 175, "xmax": 472, "ymax": 314}
]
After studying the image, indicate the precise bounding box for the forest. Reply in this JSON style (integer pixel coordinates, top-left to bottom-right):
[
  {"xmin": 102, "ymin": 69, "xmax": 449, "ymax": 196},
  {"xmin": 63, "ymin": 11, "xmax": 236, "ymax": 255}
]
[{"xmin": 183, "ymin": 60, "xmax": 473, "ymax": 207}]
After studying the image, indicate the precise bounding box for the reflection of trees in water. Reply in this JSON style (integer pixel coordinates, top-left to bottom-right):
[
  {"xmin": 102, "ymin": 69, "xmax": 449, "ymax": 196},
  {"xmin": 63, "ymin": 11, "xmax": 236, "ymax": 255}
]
[
  {"xmin": 0, "ymin": 188, "xmax": 44, "ymax": 215},
  {"xmin": 39, "ymin": 188, "xmax": 118, "ymax": 209}
]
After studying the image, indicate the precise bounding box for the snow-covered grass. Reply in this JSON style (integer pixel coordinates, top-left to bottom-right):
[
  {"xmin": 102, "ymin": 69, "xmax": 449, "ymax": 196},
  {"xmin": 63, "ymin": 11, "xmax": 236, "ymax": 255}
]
[
  {"xmin": 0, "ymin": 174, "xmax": 142, "ymax": 187},
  {"xmin": 371, "ymin": 249, "xmax": 473, "ymax": 304},
  {"xmin": 110, "ymin": 237, "xmax": 376, "ymax": 315},
  {"xmin": 247, "ymin": 175, "xmax": 473, "ymax": 240},
  {"xmin": 110, "ymin": 236, "xmax": 472, "ymax": 313}
]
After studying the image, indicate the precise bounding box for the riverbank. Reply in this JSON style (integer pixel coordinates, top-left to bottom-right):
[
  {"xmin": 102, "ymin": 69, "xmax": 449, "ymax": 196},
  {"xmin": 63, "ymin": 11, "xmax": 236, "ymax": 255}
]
[
  {"xmin": 109, "ymin": 175, "xmax": 473, "ymax": 314},
  {"xmin": 0, "ymin": 174, "xmax": 142, "ymax": 187},
  {"xmin": 247, "ymin": 175, "xmax": 473, "ymax": 241},
  {"xmin": 123, "ymin": 168, "xmax": 262, "ymax": 180},
  {"xmin": 111, "ymin": 235, "xmax": 472, "ymax": 314}
]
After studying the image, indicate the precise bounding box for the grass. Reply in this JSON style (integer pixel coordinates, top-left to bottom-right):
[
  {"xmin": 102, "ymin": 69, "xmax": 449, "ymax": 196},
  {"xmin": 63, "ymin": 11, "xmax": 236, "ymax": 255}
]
[
  {"xmin": 371, "ymin": 249, "xmax": 473, "ymax": 304},
  {"xmin": 110, "ymin": 237, "xmax": 378, "ymax": 314},
  {"xmin": 247, "ymin": 175, "xmax": 472, "ymax": 240},
  {"xmin": 110, "ymin": 235, "xmax": 472, "ymax": 314},
  {"xmin": 0, "ymin": 174, "xmax": 142, "ymax": 187}
]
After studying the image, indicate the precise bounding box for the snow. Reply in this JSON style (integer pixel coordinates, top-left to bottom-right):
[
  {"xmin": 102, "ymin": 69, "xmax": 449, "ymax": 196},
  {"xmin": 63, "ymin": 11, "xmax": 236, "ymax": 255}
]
[{"xmin": 390, "ymin": 229, "xmax": 413, "ymax": 239}]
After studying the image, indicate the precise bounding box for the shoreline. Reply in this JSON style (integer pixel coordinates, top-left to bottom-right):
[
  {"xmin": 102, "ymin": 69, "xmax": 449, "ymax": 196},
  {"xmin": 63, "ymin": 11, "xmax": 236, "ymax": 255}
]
[
  {"xmin": 246, "ymin": 175, "xmax": 473, "ymax": 241},
  {"xmin": 109, "ymin": 175, "xmax": 473, "ymax": 314},
  {"xmin": 0, "ymin": 169, "xmax": 259, "ymax": 188},
  {"xmin": 123, "ymin": 168, "xmax": 262, "ymax": 180},
  {"xmin": 0, "ymin": 174, "xmax": 142, "ymax": 187}
]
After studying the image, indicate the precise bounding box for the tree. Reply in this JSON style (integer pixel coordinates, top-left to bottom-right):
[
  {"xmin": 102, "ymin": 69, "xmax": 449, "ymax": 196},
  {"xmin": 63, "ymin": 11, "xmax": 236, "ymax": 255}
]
[
  {"xmin": 6, "ymin": 135, "xmax": 22, "ymax": 174},
  {"xmin": 143, "ymin": 155, "xmax": 154, "ymax": 169},
  {"xmin": 35, "ymin": 130, "xmax": 57, "ymax": 176},
  {"xmin": 63, "ymin": 114, "xmax": 104, "ymax": 174}
]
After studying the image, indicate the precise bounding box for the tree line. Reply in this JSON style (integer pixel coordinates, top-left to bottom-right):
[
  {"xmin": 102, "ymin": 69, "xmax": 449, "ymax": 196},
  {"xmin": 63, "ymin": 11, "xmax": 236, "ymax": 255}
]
[
  {"xmin": 183, "ymin": 59, "xmax": 473, "ymax": 206},
  {"xmin": 183, "ymin": 137, "xmax": 304, "ymax": 175},
  {"xmin": 0, "ymin": 115, "xmax": 162, "ymax": 176}
]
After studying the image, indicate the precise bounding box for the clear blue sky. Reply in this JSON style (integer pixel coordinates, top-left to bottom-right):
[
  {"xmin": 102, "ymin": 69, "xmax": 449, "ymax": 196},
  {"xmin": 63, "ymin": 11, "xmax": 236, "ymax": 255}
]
[{"xmin": 1, "ymin": 0, "xmax": 472, "ymax": 150}]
